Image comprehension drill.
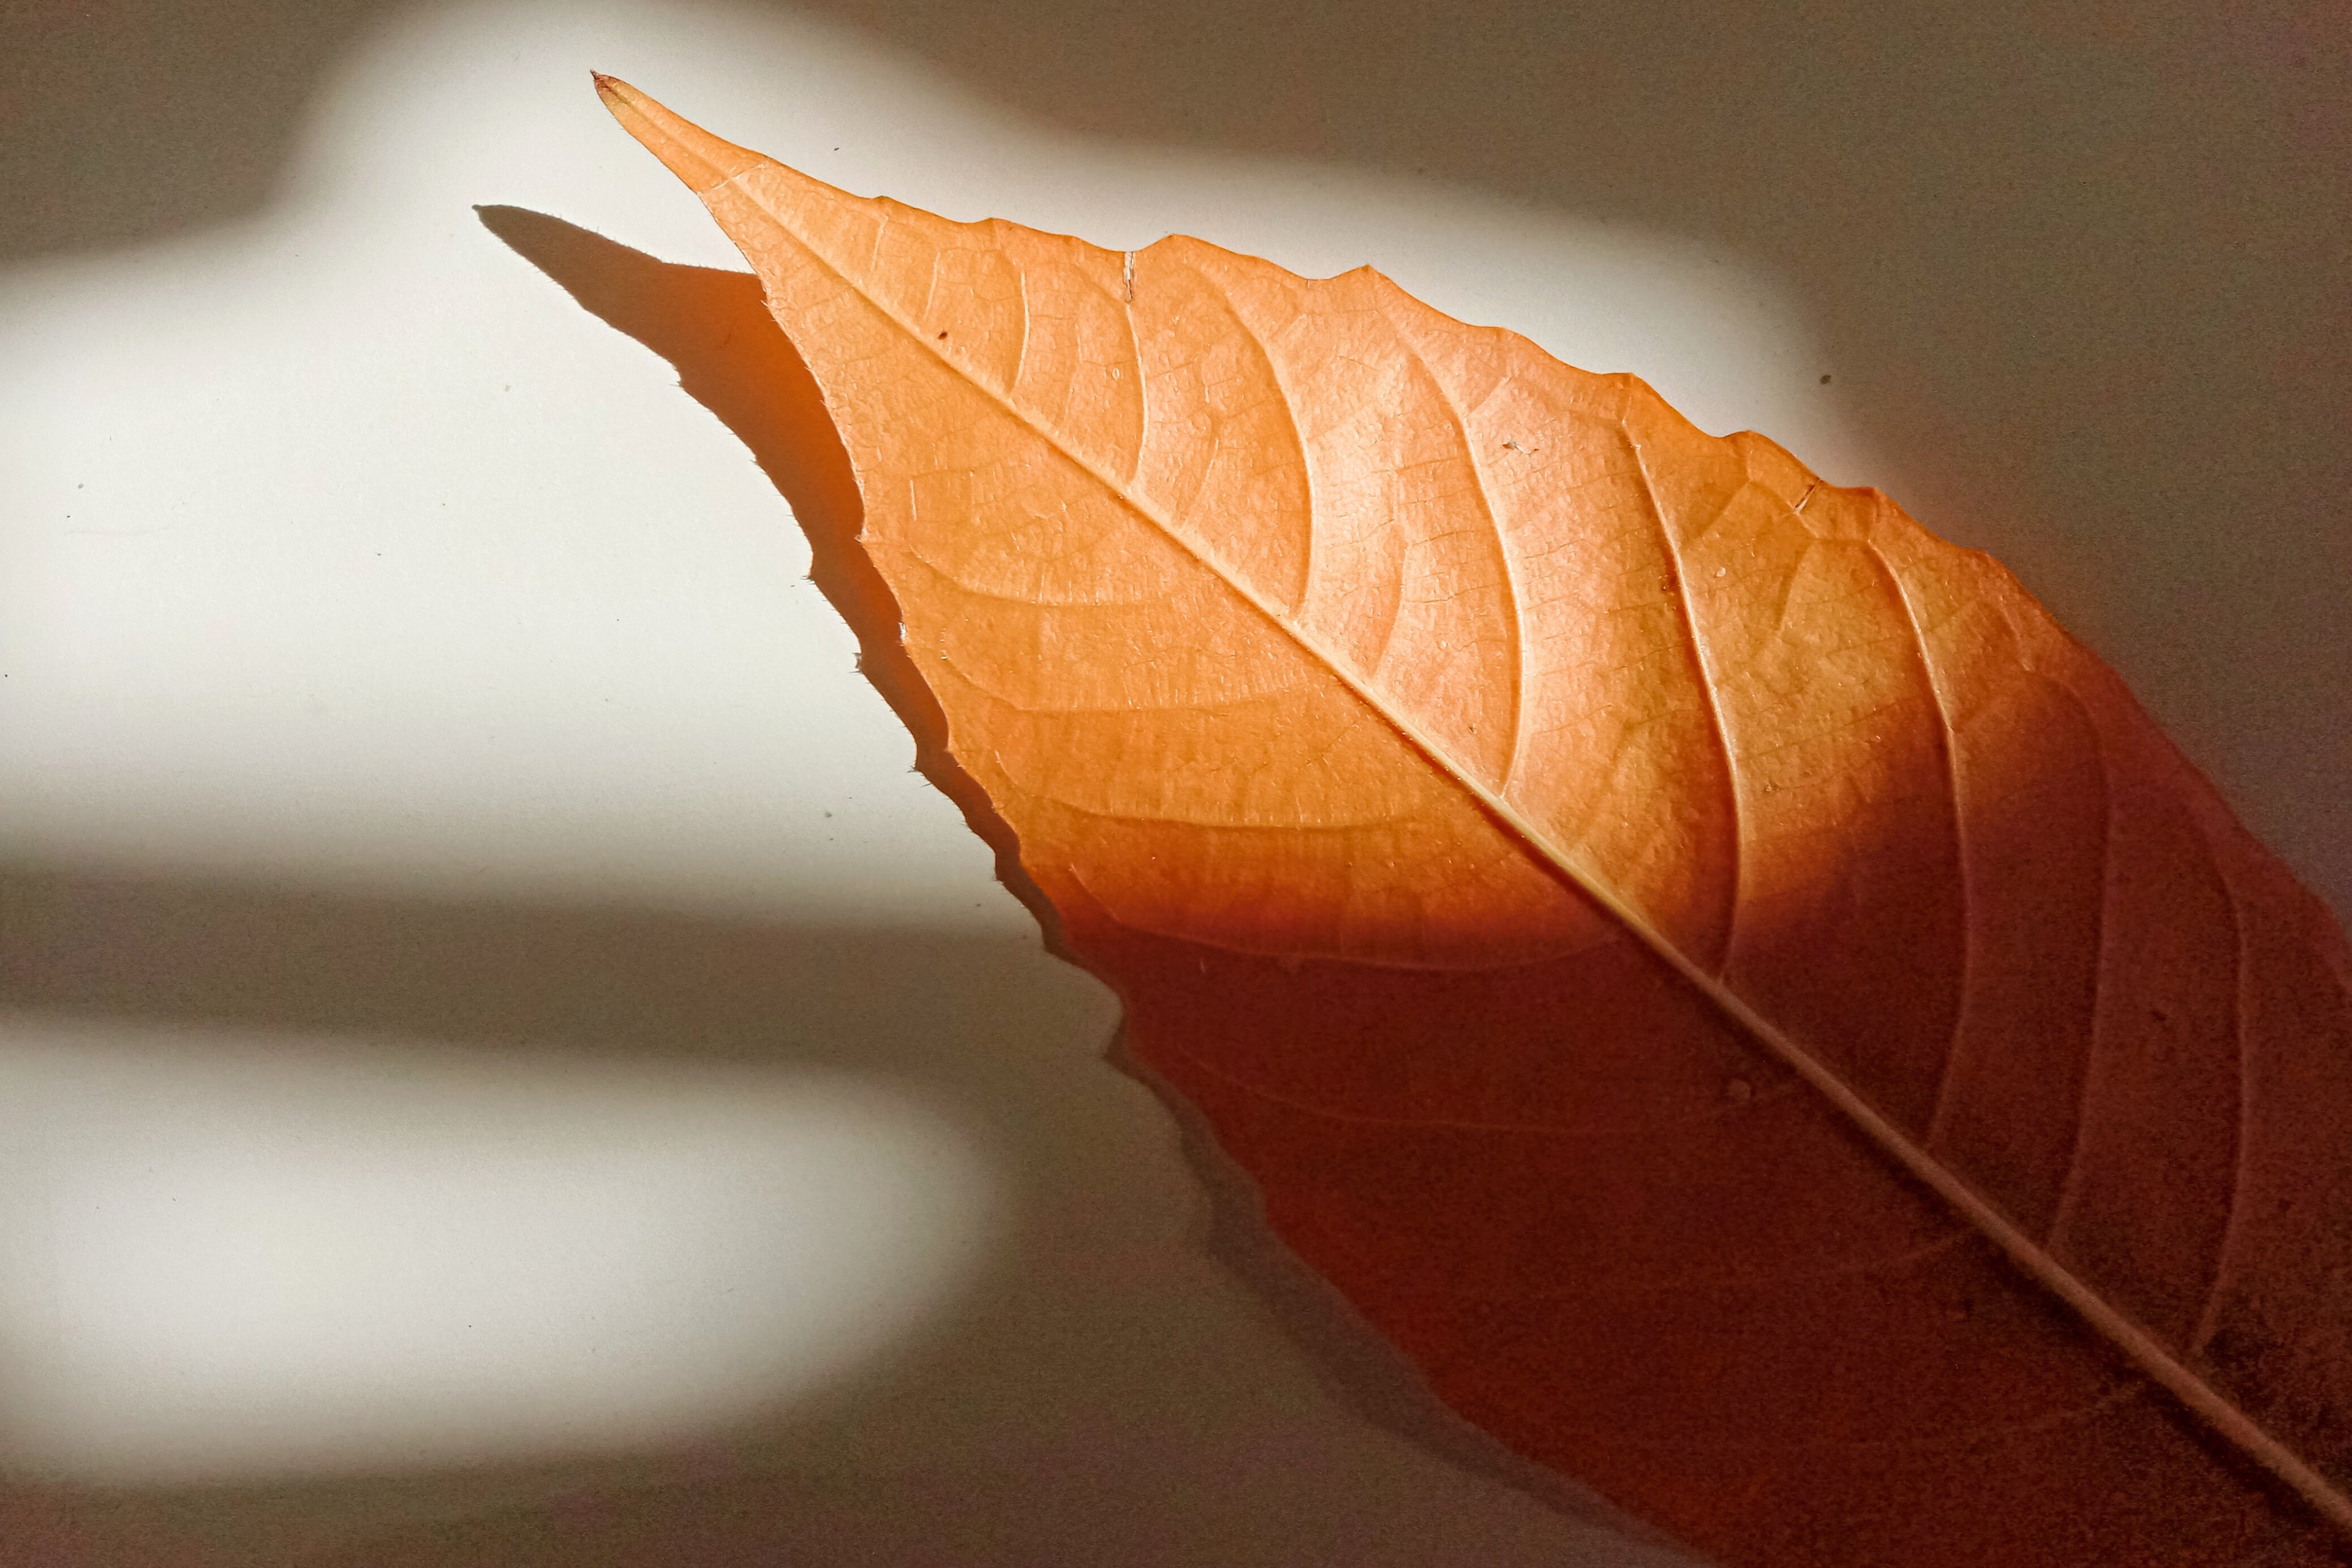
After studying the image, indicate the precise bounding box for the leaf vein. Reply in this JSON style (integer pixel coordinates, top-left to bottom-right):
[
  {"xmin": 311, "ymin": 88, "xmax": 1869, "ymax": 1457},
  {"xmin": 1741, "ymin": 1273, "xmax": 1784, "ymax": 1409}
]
[{"xmin": 1624, "ymin": 430, "xmax": 1741, "ymax": 971}]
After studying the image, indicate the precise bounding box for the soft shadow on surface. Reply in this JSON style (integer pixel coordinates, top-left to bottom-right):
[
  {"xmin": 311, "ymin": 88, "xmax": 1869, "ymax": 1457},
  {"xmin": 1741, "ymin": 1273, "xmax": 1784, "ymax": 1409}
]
[
  {"xmin": 0, "ymin": 862, "xmax": 1680, "ymax": 1567},
  {"xmin": 7, "ymin": 0, "xmax": 2345, "ymax": 915}
]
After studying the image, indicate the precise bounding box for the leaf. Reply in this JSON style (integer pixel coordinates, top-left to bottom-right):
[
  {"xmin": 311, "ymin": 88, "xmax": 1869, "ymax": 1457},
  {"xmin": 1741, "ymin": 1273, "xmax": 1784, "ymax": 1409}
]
[{"xmin": 595, "ymin": 77, "xmax": 2352, "ymax": 1566}]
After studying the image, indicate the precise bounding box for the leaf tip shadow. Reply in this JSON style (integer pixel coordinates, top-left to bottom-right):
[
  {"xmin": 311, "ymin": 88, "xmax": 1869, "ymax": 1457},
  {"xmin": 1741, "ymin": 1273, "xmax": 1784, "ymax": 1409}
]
[{"xmin": 475, "ymin": 202, "xmax": 1061, "ymax": 956}]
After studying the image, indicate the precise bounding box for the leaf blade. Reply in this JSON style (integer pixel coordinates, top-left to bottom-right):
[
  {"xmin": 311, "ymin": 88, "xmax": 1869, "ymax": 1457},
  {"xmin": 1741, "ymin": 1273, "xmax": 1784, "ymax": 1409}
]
[{"xmin": 597, "ymin": 75, "xmax": 2352, "ymax": 1564}]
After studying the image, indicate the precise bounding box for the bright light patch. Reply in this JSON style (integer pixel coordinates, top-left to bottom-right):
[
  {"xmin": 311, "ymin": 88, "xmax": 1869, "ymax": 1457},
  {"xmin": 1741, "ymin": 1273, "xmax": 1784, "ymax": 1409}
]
[{"xmin": 0, "ymin": 1013, "xmax": 1001, "ymax": 1482}]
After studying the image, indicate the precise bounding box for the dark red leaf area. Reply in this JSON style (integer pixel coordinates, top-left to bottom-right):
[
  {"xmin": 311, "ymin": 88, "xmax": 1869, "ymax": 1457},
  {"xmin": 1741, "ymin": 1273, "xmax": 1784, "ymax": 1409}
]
[{"xmin": 1077, "ymin": 896, "xmax": 2342, "ymax": 1566}]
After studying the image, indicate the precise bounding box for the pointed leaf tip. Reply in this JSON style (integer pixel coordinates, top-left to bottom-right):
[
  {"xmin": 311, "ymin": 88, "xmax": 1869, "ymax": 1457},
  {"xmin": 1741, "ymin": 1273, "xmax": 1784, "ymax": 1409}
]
[{"xmin": 592, "ymin": 75, "xmax": 762, "ymax": 197}]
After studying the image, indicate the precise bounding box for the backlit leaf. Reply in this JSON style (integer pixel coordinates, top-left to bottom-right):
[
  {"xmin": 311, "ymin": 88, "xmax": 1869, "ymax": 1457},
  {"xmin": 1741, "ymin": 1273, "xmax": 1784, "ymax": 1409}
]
[{"xmin": 597, "ymin": 76, "xmax": 2352, "ymax": 1566}]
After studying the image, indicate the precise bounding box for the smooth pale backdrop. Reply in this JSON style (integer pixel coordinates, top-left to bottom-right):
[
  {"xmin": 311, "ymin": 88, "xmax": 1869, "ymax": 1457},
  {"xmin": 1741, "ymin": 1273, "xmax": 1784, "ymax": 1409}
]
[{"xmin": 0, "ymin": 1, "xmax": 2340, "ymax": 1564}]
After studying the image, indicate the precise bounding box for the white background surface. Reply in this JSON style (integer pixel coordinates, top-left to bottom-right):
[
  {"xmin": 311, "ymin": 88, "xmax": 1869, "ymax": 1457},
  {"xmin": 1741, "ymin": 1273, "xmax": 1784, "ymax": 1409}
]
[{"xmin": 0, "ymin": 2, "xmax": 2342, "ymax": 1564}]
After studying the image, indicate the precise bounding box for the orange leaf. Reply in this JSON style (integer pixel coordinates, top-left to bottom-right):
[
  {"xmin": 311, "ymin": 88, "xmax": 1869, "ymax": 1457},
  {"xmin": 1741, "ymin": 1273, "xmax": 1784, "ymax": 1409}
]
[{"xmin": 597, "ymin": 77, "xmax": 2352, "ymax": 1566}]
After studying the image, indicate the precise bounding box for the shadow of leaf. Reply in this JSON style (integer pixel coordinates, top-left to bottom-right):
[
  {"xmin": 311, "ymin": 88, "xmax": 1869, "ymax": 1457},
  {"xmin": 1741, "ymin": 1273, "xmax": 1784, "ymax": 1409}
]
[{"xmin": 474, "ymin": 202, "xmax": 1056, "ymax": 947}]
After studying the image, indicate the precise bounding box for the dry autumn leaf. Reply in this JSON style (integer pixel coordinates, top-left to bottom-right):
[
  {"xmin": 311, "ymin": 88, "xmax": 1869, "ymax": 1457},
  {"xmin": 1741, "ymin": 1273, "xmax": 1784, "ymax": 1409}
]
[{"xmin": 592, "ymin": 77, "xmax": 2352, "ymax": 1567}]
